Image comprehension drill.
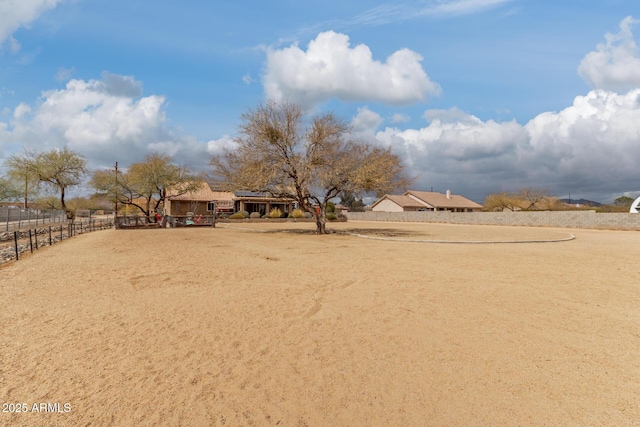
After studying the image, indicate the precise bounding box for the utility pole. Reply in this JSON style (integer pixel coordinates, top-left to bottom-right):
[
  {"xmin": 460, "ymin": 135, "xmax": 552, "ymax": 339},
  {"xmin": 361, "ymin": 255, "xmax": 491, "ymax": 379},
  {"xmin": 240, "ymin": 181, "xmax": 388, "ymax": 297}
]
[
  {"xmin": 24, "ymin": 175, "xmax": 28, "ymax": 209},
  {"xmin": 114, "ymin": 162, "xmax": 118, "ymax": 216}
]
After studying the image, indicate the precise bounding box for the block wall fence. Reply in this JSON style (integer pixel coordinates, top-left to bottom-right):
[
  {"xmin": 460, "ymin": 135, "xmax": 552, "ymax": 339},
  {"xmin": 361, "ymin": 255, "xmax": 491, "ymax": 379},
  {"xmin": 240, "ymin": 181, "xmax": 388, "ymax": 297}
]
[{"xmin": 344, "ymin": 210, "xmax": 640, "ymax": 230}]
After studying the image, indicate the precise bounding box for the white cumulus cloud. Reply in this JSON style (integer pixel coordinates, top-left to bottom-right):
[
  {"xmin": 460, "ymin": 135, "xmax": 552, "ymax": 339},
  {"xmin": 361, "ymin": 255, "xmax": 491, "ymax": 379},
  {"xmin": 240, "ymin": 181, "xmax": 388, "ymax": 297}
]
[
  {"xmin": 578, "ymin": 16, "xmax": 640, "ymax": 92},
  {"xmin": 206, "ymin": 135, "xmax": 237, "ymax": 155},
  {"xmin": 350, "ymin": 107, "xmax": 383, "ymax": 133},
  {"xmin": 0, "ymin": 0, "xmax": 69, "ymax": 46},
  {"xmin": 0, "ymin": 73, "xmax": 210, "ymax": 170},
  {"xmin": 391, "ymin": 113, "xmax": 410, "ymax": 124},
  {"xmin": 372, "ymin": 89, "xmax": 640, "ymax": 202},
  {"xmin": 263, "ymin": 31, "xmax": 441, "ymax": 107}
]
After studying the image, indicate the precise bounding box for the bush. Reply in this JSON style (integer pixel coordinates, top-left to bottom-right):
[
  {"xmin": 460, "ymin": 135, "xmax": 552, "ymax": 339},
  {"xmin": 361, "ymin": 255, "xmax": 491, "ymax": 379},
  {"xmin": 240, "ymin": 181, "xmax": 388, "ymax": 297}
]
[
  {"xmin": 269, "ymin": 207, "xmax": 282, "ymax": 218},
  {"xmin": 326, "ymin": 202, "xmax": 335, "ymax": 213},
  {"xmin": 229, "ymin": 213, "xmax": 245, "ymax": 219},
  {"xmin": 291, "ymin": 209, "xmax": 305, "ymax": 218},
  {"xmin": 249, "ymin": 212, "xmax": 261, "ymax": 219},
  {"xmin": 303, "ymin": 212, "xmax": 313, "ymax": 219},
  {"xmin": 326, "ymin": 213, "xmax": 338, "ymax": 221},
  {"xmin": 238, "ymin": 210, "xmax": 249, "ymax": 218}
]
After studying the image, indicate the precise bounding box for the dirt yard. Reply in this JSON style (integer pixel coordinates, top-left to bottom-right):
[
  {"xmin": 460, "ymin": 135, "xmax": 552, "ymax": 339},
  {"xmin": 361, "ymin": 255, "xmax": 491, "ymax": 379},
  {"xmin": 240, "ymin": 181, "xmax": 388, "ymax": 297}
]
[{"xmin": 1, "ymin": 221, "xmax": 639, "ymax": 426}]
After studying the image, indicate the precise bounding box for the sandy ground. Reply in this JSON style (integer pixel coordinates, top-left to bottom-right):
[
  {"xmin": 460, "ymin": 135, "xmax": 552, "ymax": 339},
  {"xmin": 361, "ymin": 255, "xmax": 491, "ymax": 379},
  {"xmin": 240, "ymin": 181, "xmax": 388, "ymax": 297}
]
[{"xmin": 1, "ymin": 221, "xmax": 639, "ymax": 426}]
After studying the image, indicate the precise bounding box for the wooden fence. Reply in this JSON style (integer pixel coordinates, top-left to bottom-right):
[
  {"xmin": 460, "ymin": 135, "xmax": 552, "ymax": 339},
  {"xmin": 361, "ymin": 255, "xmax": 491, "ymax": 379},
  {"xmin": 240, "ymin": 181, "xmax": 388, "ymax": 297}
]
[
  {"xmin": 115, "ymin": 215, "xmax": 216, "ymax": 229},
  {"xmin": 0, "ymin": 219, "xmax": 114, "ymax": 265}
]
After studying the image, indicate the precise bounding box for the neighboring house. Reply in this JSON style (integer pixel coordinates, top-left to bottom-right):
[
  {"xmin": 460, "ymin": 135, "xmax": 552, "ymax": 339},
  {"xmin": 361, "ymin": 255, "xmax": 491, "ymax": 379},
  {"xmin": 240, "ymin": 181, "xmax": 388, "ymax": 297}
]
[
  {"xmin": 370, "ymin": 195, "xmax": 429, "ymax": 212},
  {"xmin": 233, "ymin": 191, "xmax": 295, "ymax": 217},
  {"xmin": 334, "ymin": 204, "xmax": 350, "ymax": 215},
  {"xmin": 165, "ymin": 182, "xmax": 235, "ymax": 216},
  {"xmin": 372, "ymin": 190, "xmax": 483, "ymax": 212}
]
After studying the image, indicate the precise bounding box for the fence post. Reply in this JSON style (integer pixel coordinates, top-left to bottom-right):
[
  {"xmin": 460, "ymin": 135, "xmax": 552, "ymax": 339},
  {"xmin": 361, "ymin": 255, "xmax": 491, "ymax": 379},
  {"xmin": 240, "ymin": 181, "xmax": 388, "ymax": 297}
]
[
  {"xmin": 60, "ymin": 224, "xmax": 63, "ymax": 241},
  {"xmin": 14, "ymin": 231, "xmax": 19, "ymax": 261},
  {"xmin": 28, "ymin": 230, "xmax": 33, "ymax": 253},
  {"xmin": 49, "ymin": 226, "xmax": 52, "ymax": 246},
  {"xmin": 34, "ymin": 229, "xmax": 38, "ymax": 250},
  {"xmin": 18, "ymin": 209, "xmax": 22, "ymax": 229}
]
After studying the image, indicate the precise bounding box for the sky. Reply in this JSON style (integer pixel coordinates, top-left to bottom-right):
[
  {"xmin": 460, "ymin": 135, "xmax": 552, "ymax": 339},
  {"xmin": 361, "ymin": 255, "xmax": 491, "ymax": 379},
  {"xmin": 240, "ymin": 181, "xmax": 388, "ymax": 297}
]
[{"xmin": 0, "ymin": 0, "xmax": 639, "ymax": 204}]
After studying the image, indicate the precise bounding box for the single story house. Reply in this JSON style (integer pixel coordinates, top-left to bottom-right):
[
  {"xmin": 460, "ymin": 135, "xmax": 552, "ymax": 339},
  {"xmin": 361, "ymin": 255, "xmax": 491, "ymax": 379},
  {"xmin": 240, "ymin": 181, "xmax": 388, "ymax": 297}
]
[
  {"xmin": 371, "ymin": 190, "xmax": 483, "ymax": 212},
  {"xmin": 233, "ymin": 191, "xmax": 295, "ymax": 217},
  {"xmin": 165, "ymin": 182, "xmax": 235, "ymax": 216},
  {"xmin": 165, "ymin": 183, "xmax": 295, "ymax": 217}
]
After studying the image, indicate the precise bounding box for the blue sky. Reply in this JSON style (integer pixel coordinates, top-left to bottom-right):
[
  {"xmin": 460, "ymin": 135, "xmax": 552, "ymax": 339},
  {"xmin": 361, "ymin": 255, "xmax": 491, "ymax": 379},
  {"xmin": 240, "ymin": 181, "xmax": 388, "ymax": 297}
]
[{"xmin": 1, "ymin": 0, "xmax": 639, "ymax": 203}]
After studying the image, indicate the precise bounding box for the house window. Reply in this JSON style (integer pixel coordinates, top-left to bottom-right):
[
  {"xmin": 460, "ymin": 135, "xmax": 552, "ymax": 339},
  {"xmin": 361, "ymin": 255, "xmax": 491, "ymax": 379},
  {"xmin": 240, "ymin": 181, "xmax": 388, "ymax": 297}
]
[{"xmin": 207, "ymin": 201, "xmax": 216, "ymax": 212}]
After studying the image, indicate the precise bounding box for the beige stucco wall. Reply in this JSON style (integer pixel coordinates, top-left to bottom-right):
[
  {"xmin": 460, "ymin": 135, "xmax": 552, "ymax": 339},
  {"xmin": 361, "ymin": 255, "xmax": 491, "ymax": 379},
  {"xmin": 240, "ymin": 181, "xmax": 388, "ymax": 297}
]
[
  {"xmin": 345, "ymin": 210, "xmax": 640, "ymax": 230},
  {"xmin": 371, "ymin": 199, "xmax": 405, "ymax": 212}
]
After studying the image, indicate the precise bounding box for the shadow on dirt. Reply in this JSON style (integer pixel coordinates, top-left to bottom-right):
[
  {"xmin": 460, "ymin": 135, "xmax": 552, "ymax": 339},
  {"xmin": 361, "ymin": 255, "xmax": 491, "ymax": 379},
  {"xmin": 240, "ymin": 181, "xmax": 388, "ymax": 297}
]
[{"xmin": 335, "ymin": 228, "xmax": 429, "ymax": 238}]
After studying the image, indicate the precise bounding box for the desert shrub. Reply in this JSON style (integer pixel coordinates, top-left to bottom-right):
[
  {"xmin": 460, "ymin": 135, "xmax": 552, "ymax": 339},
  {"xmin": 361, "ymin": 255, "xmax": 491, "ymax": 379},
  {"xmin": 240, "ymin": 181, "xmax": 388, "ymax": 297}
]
[
  {"xmin": 238, "ymin": 210, "xmax": 249, "ymax": 218},
  {"xmin": 291, "ymin": 209, "xmax": 305, "ymax": 218},
  {"xmin": 326, "ymin": 202, "xmax": 335, "ymax": 213},
  {"xmin": 269, "ymin": 207, "xmax": 282, "ymax": 218},
  {"xmin": 229, "ymin": 213, "xmax": 245, "ymax": 219},
  {"xmin": 249, "ymin": 212, "xmax": 261, "ymax": 219},
  {"xmin": 326, "ymin": 213, "xmax": 338, "ymax": 221}
]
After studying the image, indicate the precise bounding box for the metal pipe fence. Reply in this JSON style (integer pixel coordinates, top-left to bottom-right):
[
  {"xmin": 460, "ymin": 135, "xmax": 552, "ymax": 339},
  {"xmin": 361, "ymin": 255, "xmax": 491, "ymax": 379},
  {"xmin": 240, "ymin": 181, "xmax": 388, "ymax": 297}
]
[
  {"xmin": 1, "ymin": 208, "xmax": 67, "ymax": 232},
  {"xmin": 0, "ymin": 218, "xmax": 114, "ymax": 265}
]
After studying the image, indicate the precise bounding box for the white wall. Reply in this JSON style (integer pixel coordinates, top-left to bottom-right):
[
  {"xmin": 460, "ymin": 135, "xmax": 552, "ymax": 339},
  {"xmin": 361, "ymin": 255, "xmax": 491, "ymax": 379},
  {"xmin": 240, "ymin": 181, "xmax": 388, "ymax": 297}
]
[{"xmin": 371, "ymin": 199, "xmax": 404, "ymax": 212}]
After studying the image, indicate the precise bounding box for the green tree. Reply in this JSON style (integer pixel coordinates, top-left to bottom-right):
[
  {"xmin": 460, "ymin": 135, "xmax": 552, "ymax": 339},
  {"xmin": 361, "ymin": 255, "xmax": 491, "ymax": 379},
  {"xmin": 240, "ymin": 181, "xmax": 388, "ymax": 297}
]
[
  {"xmin": 210, "ymin": 101, "xmax": 409, "ymax": 234},
  {"xmin": 0, "ymin": 176, "xmax": 22, "ymax": 203},
  {"xmin": 614, "ymin": 196, "xmax": 634, "ymax": 207},
  {"xmin": 6, "ymin": 147, "xmax": 87, "ymax": 219},
  {"xmin": 3, "ymin": 157, "xmax": 41, "ymax": 208},
  {"xmin": 338, "ymin": 190, "xmax": 365, "ymax": 212},
  {"xmin": 91, "ymin": 153, "xmax": 200, "ymax": 220},
  {"xmin": 33, "ymin": 196, "xmax": 63, "ymax": 210},
  {"xmin": 326, "ymin": 201, "xmax": 335, "ymax": 213}
]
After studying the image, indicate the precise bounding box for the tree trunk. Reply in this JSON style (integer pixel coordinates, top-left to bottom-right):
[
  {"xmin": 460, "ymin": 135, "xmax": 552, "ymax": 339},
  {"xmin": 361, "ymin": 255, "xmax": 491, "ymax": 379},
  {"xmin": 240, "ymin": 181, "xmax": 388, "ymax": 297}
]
[
  {"xmin": 24, "ymin": 177, "xmax": 28, "ymax": 209},
  {"xmin": 145, "ymin": 199, "xmax": 152, "ymax": 223},
  {"xmin": 61, "ymin": 186, "xmax": 73, "ymax": 222},
  {"xmin": 314, "ymin": 204, "xmax": 328, "ymax": 234}
]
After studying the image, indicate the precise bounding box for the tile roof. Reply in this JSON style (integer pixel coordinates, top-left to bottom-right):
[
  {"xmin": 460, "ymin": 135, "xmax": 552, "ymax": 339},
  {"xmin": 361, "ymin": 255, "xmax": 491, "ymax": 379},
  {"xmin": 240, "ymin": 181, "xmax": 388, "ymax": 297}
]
[
  {"xmin": 381, "ymin": 194, "xmax": 430, "ymax": 208},
  {"xmin": 167, "ymin": 182, "xmax": 234, "ymax": 202},
  {"xmin": 405, "ymin": 191, "xmax": 483, "ymax": 209}
]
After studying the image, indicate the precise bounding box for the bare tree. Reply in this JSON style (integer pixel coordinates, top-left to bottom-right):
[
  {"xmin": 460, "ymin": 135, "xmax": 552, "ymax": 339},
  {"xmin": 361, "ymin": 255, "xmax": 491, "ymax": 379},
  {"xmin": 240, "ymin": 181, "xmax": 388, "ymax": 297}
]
[
  {"xmin": 91, "ymin": 153, "xmax": 201, "ymax": 220},
  {"xmin": 485, "ymin": 188, "xmax": 557, "ymax": 211},
  {"xmin": 210, "ymin": 101, "xmax": 409, "ymax": 234},
  {"xmin": 518, "ymin": 188, "xmax": 551, "ymax": 210},
  {"xmin": 6, "ymin": 147, "xmax": 87, "ymax": 219},
  {"xmin": 484, "ymin": 192, "xmax": 522, "ymax": 211}
]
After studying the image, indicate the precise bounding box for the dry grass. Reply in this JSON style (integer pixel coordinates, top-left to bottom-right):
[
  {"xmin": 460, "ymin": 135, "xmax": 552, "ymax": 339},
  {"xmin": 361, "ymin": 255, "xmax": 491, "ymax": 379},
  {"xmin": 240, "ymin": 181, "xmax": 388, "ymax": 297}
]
[{"xmin": 1, "ymin": 221, "xmax": 639, "ymax": 426}]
